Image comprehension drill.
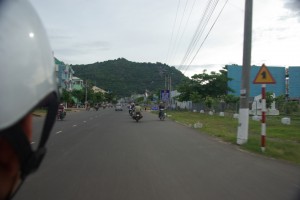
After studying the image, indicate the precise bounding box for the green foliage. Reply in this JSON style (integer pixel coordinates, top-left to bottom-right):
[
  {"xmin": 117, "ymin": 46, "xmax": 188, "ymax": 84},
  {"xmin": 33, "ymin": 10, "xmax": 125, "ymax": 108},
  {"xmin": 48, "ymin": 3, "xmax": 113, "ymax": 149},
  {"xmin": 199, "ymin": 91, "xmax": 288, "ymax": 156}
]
[
  {"xmin": 190, "ymin": 92, "xmax": 202, "ymax": 103},
  {"xmin": 205, "ymin": 96, "xmax": 214, "ymax": 109},
  {"xmin": 224, "ymin": 94, "xmax": 239, "ymax": 104},
  {"xmin": 61, "ymin": 89, "xmax": 73, "ymax": 104},
  {"xmin": 104, "ymin": 92, "xmax": 115, "ymax": 103},
  {"xmin": 177, "ymin": 69, "xmax": 233, "ymax": 101},
  {"xmin": 284, "ymin": 101, "xmax": 299, "ymax": 114},
  {"xmin": 266, "ymin": 92, "xmax": 275, "ymax": 109},
  {"xmin": 275, "ymin": 95, "xmax": 299, "ymax": 115},
  {"xmin": 275, "ymin": 95, "xmax": 286, "ymax": 112},
  {"xmin": 166, "ymin": 111, "xmax": 300, "ymax": 164},
  {"xmin": 71, "ymin": 58, "xmax": 186, "ymax": 97},
  {"xmin": 135, "ymin": 96, "xmax": 145, "ymax": 103},
  {"xmin": 71, "ymin": 89, "xmax": 85, "ymax": 103}
]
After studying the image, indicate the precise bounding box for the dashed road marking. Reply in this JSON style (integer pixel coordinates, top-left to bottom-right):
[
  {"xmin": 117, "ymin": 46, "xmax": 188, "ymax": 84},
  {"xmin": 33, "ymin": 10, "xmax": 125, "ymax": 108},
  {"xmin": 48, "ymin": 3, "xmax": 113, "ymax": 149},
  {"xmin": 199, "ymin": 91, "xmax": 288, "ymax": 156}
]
[
  {"xmin": 31, "ymin": 142, "xmax": 35, "ymax": 145},
  {"xmin": 56, "ymin": 131, "xmax": 62, "ymax": 134},
  {"xmin": 73, "ymin": 124, "xmax": 77, "ymax": 127},
  {"xmin": 83, "ymin": 121, "xmax": 87, "ymax": 123}
]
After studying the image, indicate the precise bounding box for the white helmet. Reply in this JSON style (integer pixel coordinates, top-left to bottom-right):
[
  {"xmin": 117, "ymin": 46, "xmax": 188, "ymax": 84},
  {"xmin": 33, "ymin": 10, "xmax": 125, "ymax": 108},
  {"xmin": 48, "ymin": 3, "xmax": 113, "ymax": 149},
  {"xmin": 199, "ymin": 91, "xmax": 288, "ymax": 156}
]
[
  {"xmin": 0, "ymin": 0, "xmax": 59, "ymax": 185},
  {"xmin": 0, "ymin": 0, "xmax": 58, "ymax": 130}
]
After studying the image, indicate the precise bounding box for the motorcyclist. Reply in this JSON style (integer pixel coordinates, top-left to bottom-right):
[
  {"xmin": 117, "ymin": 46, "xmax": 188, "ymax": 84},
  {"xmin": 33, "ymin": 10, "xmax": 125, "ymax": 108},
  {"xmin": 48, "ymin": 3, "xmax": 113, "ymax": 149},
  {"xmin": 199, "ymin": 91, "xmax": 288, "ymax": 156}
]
[
  {"xmin": 129, "ymin": 102, "xmax": 135, "ymax": 115},
  {"xmin": 0, "ymin": 0, "xmax": 59, "ymax": 199},
  {"xmin": 158, "ymin": 101, "xmax": 165, "ymax": 118},
  {"xmin": 57, "ymin": 103, "xmax": 66, "ymax": 119},
  {"xmin": 133, "ymin": 103, "xmax": 143, "ymax": 118}
]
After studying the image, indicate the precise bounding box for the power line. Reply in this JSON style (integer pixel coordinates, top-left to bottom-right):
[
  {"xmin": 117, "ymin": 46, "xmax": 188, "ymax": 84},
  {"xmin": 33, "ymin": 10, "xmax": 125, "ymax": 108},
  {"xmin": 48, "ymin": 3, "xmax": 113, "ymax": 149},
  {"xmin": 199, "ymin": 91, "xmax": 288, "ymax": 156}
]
[
  {"xmin": 179, "ymin": 0, "xmax": 219, "ymax": 70},
  {"xmin": 165, "ymin": 0, "xmax": 181, "ymax": 64},
  {"xmin": 171, "ymin": 0, "xmax": 197, "ymax": 67},
  {"xmin": 183, "ymin": 0, "xmax": 229, "ymax": 75},
  {"xmin": 168, "ymin": 0, "xmax": 190, "ymax": 64}
]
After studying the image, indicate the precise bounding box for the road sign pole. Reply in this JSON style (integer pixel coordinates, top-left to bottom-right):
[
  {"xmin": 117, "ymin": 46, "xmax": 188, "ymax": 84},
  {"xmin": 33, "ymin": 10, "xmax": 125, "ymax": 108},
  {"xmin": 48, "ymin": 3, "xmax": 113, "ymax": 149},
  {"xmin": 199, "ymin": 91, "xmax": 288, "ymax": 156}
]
[
  {"xmin": 253, "ymin": 64, "xmax": 276, "ymax": 151},
  {"xmin": 237, "ymin": 0, "xmax": 253, "ymax": 145},
  {"xmin": 261, "ymin": 84, "xmax": 266, "ymax": 152}
]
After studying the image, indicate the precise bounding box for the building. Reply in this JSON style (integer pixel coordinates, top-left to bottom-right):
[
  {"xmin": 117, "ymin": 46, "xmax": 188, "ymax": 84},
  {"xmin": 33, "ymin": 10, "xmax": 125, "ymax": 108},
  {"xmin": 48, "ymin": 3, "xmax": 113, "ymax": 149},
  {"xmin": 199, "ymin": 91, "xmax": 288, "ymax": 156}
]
[
  {"xmin": 72, "ymin": 76, "xmax": 84, "ymax": 91},
  {"xmin": 227, "ymin": 65, "xmax": 286, "ymax": 98},
  {"xmin": 288, "ymin": 66, "xmax": 300, "ymax": 99},
  {"xmin": 92, "ymin": 86, "xmax": 106, "ymax": 94},
  {"xmin": 55, "ymin": 59, "xmax": 74, "ymax": 91},
  {"xmin": 55, "ymin": 58, "xmax": 85, "ymax": 92}
]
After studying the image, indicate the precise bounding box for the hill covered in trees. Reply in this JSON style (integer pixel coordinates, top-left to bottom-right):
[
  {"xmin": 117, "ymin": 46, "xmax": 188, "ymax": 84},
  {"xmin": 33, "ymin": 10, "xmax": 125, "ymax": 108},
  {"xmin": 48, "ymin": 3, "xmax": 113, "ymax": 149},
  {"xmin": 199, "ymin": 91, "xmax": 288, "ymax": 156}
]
[{"xmin": 71, "ymin": 58, "xmax": 188, "ymax": 97}]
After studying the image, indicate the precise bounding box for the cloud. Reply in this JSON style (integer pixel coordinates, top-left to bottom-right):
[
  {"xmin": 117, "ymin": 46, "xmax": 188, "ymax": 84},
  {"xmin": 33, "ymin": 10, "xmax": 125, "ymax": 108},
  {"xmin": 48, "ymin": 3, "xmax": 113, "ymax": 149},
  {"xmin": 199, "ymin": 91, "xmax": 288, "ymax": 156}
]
[
  {"xmin": 283, "ymin": 0, "xmax": 300, "ymax": 11},
  {"xmin": 283, "ymin": 0, "xmax": 300, "ymax": 20}
]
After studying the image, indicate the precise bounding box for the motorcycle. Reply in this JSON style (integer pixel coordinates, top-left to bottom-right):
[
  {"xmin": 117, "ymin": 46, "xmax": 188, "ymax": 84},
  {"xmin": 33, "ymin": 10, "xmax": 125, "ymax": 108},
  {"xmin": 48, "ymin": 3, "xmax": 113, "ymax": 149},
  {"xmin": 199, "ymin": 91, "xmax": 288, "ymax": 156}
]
[
  {"xmin": 94, "ymin": 105, "xmax": 99, "ymax": 111},
  {"xmin": 159, "ymin": 109, "xmax": 166, "ymax": 121},
  {"xmin": 57, "ymin": 109, "xmax": 66, "ymax": 120},
  {"xmin": 129, "ymin": 108, "xmax": 134, "ymax": 116},
  {"xmin": 132, "ymin": 112, "xmax": 142, "ymax": 122}
]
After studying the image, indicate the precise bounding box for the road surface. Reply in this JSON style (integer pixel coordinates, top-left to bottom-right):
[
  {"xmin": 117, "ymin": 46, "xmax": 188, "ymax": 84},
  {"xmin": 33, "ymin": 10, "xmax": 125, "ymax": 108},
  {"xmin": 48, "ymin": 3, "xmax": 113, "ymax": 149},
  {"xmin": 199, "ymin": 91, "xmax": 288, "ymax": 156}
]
[{"xmin": 15, "ymin": 108, "xmax": 300, "ymax": 200}]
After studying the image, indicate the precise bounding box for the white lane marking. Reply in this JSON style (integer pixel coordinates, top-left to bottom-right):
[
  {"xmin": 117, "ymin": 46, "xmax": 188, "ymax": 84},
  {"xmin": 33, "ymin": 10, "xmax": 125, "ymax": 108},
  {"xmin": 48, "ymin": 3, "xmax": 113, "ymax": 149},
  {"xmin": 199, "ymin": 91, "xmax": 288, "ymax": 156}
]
[
  {"xmin": 73, "ymin": 124, "xmax": 77, "ymax": 127},
  {"xmin": 83, "ymin": 121, "xmax": 87, "ymax": 123},
  {"xmin": 31, "ymin": 142, "xmax": 35, "ymax": 145},
  {"xmin": 56, "ymin": 131, "xmax": 62, "ymax": 134}
]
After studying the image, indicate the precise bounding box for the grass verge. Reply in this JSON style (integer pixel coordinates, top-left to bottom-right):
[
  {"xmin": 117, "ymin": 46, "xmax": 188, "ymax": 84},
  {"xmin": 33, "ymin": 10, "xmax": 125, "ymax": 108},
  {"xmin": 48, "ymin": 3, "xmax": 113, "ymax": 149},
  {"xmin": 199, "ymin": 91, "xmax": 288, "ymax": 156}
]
[
  {"xmin": 32, "ymin": 108, "xmax": 47, "ymax": 117},
  {"xmin": 165, "ymin": 110, "xmax": 300, "ymax": 165}
]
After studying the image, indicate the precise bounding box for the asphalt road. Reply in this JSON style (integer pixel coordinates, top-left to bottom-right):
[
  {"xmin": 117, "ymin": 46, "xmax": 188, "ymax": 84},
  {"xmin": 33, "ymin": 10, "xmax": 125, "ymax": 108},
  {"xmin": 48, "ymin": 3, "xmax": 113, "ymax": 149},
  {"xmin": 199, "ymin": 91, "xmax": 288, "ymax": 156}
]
[{"xmin": 15, "ymin": 107, "xmax": 300, "ymax": 200}]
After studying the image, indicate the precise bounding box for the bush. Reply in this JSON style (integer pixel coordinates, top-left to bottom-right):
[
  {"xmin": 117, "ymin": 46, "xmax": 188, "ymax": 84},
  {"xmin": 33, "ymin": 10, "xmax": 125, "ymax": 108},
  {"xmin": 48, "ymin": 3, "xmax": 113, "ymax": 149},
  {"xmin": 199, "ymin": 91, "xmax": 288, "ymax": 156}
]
[{"xmin": 284, "ymin": 101, "xmax": 299, "ymax": 114}]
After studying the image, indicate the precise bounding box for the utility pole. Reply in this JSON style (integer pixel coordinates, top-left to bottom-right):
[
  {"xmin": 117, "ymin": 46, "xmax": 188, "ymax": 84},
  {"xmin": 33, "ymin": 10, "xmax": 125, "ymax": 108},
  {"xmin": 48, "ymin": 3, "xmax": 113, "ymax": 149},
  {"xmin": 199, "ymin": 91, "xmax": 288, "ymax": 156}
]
[
  {"xmin": 85, "ymin": 80, "xmax": 88, "ymax": 108},
  {"xmin": 237, "ymin": 0, "xmax": 253, "ymax": 145}
]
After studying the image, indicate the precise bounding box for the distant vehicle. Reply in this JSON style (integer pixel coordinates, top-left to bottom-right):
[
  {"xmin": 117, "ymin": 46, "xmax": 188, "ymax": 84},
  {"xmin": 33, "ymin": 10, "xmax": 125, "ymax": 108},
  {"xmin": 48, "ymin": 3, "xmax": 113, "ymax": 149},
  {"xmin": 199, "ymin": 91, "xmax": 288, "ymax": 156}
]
[
  {"xmin": 159, "ymin": 108, "xmax": 166, "ymax": 121},
  {"xmin": 115, "ymin": 104, "xmax": 123, "ymax": 111},
  {"xmin": 57, "ymin": 110, "xmax": 66, "ymax": 120},
  {"xmin": 132, "ymin": 112, "xmax": 142, "ymax": 122}
]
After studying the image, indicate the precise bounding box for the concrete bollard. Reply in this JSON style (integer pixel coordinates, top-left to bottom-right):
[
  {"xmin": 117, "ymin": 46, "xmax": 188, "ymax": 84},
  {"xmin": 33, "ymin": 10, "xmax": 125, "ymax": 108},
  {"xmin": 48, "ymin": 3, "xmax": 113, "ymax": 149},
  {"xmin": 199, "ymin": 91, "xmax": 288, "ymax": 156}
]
[
  {"xmin": 281, "ymin": 117, "xmax": 291, "ymax": 125},
  {"xmin": 219, "ymin": 112, "xmax": 225, "ymax": 117},
  {"xmin": 233, "ymin": 113, "xmax": 239, "ymax": 119},
  {"xmin": 193, "ymin": 122, "xmax": 203, "ymax": 128},
  {"xmin": 252, "ymin": 115, "xmax": 261, "ymax": 121},
  {"xmin": 208, "ymin": 111, "xmax": 213, "ymax": 115},
  {"xmin": 200, "ymin": 110, "xmax": 205, "ymax": 113}
]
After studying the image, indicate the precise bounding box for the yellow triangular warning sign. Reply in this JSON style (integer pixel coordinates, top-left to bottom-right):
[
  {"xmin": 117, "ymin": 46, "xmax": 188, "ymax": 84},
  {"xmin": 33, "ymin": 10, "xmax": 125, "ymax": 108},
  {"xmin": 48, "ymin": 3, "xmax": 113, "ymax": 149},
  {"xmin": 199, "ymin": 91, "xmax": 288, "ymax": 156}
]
[{"xmin": 253, "ymin": 64, "xmax": 276, "ymax": 84}]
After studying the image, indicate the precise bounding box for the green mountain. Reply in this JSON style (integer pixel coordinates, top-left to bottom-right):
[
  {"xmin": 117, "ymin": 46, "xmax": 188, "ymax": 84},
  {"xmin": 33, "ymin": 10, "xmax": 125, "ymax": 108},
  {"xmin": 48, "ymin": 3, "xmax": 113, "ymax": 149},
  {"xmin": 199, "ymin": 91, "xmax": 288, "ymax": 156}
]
[{"xmin": 70, "ymin": 58, "xmax": 187, "ymax": 97}]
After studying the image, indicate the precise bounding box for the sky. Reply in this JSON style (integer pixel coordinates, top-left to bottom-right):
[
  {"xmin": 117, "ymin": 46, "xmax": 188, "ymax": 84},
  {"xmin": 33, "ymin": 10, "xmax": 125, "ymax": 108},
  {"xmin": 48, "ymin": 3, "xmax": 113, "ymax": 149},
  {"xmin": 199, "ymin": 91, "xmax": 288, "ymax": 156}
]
[{"xmin": 29, "ymin": 0, "xmax": 300, "ymax": 77}]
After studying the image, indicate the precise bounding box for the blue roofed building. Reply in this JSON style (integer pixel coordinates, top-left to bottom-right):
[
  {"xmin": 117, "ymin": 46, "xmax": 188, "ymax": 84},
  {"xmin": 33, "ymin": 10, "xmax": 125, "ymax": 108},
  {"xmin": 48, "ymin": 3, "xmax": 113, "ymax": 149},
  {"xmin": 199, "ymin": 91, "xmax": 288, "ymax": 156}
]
[
  {"xmin": 227, "ymin": 65, "xmax": 286, "ymax": 98},
  {"xmin": 288, "ymin": 66, "xmax": 300, "ymax": 99}
]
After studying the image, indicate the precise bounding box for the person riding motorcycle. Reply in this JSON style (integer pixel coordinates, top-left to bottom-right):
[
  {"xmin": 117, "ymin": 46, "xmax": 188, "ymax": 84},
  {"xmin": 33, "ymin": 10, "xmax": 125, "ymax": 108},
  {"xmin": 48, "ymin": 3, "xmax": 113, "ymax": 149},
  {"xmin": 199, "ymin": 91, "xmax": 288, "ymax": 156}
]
[
  {"xmin": 0, "ymin": 0, "xmax": 59, "ymax": 199},
  {"xmin": 133, "ymin": 103, "xmax": 143, "ymax": 119},
  {"xmin": 158, "ymin": 102, "xmax": 165, "ymax": 118},
  {"xmin": 57, "ymin": 103, "xmax": 66, "ymax": 120},
  {"xmin": 129, "ymin": 102, "xmax": 135, "ymax": 116}
]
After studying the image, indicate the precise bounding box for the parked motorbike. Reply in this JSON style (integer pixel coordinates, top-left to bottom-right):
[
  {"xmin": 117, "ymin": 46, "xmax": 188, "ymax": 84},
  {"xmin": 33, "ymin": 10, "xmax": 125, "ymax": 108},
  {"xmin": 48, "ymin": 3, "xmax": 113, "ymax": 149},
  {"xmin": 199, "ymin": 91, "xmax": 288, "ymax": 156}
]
[
  {"xmin": 159, "ymin": 109, "xmax": 166, "ymax": 121},
  {"xmin": 57, "ymin": 110, "xmax": 66, "ymax": 120},
  {"xmin": 132, "ymin": 112, "xmax": 142, "ymax": 122}
]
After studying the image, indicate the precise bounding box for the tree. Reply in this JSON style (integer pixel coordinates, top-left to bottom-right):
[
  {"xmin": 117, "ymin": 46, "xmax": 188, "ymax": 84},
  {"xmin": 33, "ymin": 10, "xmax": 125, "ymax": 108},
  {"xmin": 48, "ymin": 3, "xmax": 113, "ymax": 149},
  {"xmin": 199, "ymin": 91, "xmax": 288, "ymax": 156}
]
[
  {"xmin": 266, "ymin": 92, "xmax": 275, "ymax": 109},
  {"xmin": 224, "ymin": 94, "xmax": 239, "ymax": 104},
  {"xmin": 71, "ymin": 89, "xmax": 85, "ymax": 104},
  {"xmin": 177, "ymin": 69, "xmax": 233, "ymax": 102},
  {"xmin": 104, "ymin": 91, "xmax": 116, "ymax": 103},
  {"xmin": 61, "ymin": 89, "xmax": 72, "ymax": 103}
]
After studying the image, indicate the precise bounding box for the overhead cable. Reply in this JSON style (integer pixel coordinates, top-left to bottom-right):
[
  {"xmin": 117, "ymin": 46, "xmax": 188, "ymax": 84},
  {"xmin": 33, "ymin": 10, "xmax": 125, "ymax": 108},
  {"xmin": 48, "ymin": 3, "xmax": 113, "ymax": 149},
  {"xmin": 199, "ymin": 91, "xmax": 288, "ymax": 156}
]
[
  {"xmin": 183, "ymin": 0, "xmax": 229, "ymax": 75},
  {"xmin": 178, "ymin": 0, "xmax": 219, "ymax": 71},
  {"xmin": 165, "ymin": 0, "xmax": 181, "ymax": 65}
]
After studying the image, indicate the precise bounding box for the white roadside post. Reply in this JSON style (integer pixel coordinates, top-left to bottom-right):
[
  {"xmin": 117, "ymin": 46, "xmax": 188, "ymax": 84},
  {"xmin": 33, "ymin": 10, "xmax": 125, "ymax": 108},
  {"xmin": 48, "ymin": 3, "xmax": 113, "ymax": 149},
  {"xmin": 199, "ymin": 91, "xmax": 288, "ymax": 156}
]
[{"xmin": 237, "ymin": 0, "xmax": 253, "ymax": 145}]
